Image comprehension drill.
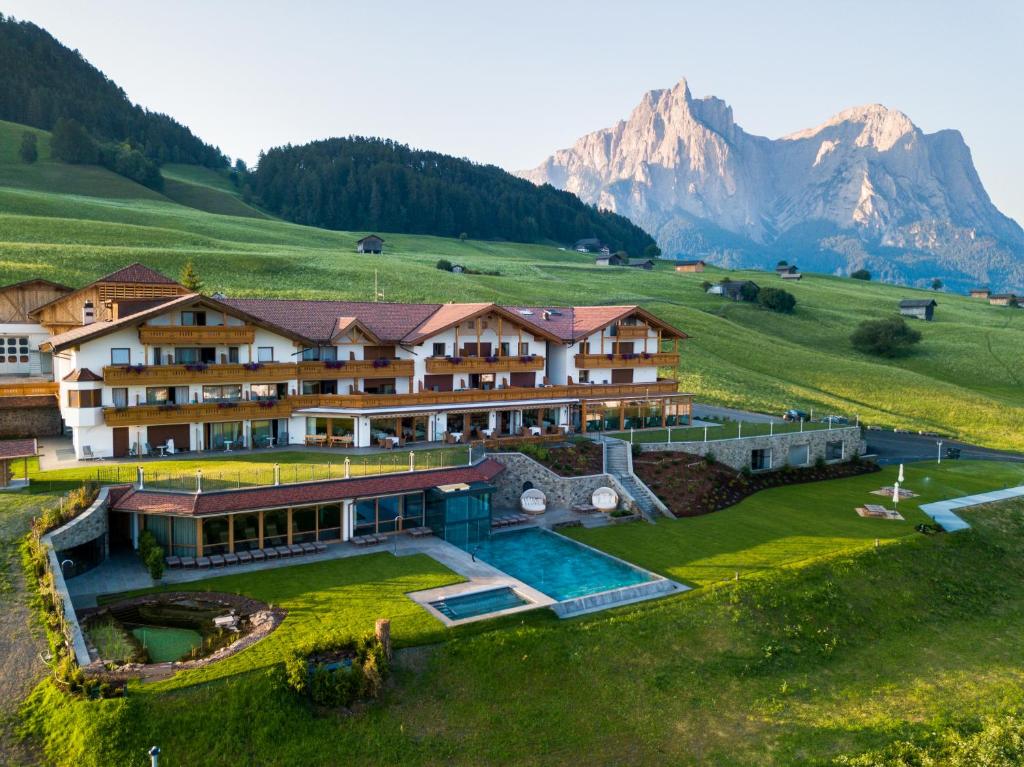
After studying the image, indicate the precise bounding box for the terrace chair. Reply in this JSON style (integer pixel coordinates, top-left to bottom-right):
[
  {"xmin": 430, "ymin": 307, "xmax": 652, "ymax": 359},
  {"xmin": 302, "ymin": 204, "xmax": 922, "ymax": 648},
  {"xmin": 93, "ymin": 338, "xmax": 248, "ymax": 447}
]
[
  {"xmin": 143, "ymin": 442, "xmax": 154, "ymax": 457},
  {"xmin": 180, "ymin": 556, "xmax": 196, "ymax": 568},
  {"xmin": 313, "ymin": 542, "xmax": 327, "ymax": 553},
  {"xmin": 263, "ymin": 547, "xmax": 278, "ymax": 559},
  {"xmin": 592, "ymin": 487, "xmax": 619, "ymax": 512},
  {"xmin": 300, "ymin": 542, "xmax": 317, "ymax": 554},
  {"xmin": 224, "ymin": 553, "xmax": 239, "ymax": 566},
  {"xmin": 520, "ymin": 488, "xmax": 547, "ymax": 515},
  {"xmin": 165, "ymin": 555, "xmax": 182, "ymax": 568},
  {"xmin": 275, "ymin": 545, "xmax": 292, "ymax": 557},
  {"xmin": 288, "ymin": 544, "xmax": 304, "ymax": 556},
  {"xmin": 196, "ymin": 556, "xmax": 211, "ymax": 569},
  {"xmin": 250, "ymin": 550, "xmax": 266, "ymax": 562},
  {"xmin": 236, "ymin": 551, "xmax": 253, "ymax": 564},
  {"xmin": 209, "ymin": 554, "xmax": 226, "ymax": 567},
  {"xmin": 81, "ymin": 445, "xmax": 95, "ymax": 460}
]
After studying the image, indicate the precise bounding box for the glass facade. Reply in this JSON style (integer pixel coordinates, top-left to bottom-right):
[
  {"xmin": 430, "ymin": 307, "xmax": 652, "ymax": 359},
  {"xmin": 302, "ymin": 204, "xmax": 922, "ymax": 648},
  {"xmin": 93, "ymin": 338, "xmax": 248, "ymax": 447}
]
[
  {"xmin": 425, "ymin": 483, "xmax": 494, "ymax": 549},
  {"xmin": 354, "ymin": 492, "xmax": 425, "ymax": 537}
]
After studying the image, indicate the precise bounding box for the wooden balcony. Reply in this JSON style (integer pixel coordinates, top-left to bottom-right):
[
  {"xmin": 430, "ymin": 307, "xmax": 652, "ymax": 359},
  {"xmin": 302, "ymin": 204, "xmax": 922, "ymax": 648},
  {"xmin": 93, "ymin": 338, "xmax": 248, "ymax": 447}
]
[
  {"xmin": 102, "ymin": 398, "xmax": 293, "ymax": 427},
  {"xmin": 137, "ymin": 325, "xmax": 256, "ymax": 345},
  {"xmin": 300, "ymin": 379, "xmax": 680, "ymax": 411},
  {"xmin": 574, "ymin": 352, "xmax": 680, "ymax": 369},
  {"xmin": 613, "ymin": 324, "xmax": 650, "ymax": 340},
  {"xmin": 424, "ymin": 355, "xmax": 545, "ymax": 374},
  {"xmin": 103, "ymin": 362, "xmax": 298, "ymax": 385},
  {"xmin": 296, "ymin": 358, "xmax": 415, "ymax": 380},
  {"xmin": 0, "ymin": 381, "xmax": 58, "ymax": 398}
]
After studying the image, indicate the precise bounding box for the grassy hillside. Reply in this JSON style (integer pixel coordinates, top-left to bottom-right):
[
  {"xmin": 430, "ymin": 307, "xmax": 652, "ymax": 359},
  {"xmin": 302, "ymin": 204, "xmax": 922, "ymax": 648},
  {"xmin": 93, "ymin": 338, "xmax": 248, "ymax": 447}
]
[
  {"xmin": 160, "ymin": 164, "xmax": 266, "ymax": 219},
  {"xmin": 0, "ymin": 120, "xmax": 1022, "ymax": 450}
]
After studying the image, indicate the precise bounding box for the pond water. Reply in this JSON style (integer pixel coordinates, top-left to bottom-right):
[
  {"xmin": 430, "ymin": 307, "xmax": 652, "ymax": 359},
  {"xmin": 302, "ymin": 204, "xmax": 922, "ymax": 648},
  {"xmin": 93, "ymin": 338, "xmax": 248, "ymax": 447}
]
[{"xmin": 130, "ymin": 626, "xmax": 203, "ymax": 662}]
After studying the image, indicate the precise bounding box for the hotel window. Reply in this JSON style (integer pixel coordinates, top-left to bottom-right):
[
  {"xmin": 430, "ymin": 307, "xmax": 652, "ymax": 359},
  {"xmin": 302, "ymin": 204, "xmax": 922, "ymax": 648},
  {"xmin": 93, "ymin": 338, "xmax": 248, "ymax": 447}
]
[
  {"xmin": 174, "ymin": 347, "xmax": 199, "ymax": 364},
  {"xmin": 152, "ymin": 347, "xmax": 163, "ymax": 365},
  {"xmin": 228, "ymin": 346, "xmax": 240, "ymax": 363},
  {"xmin": 111, "ymin": 387, "xmax": 128, "ymax": 408},
  {"xmin": 68, "ymin": 389, "xmax": 101, "ymax": 408},
  {"xmin": 578, "ymin": 369, "xmax": 590, "ymax": 383},
  {"xmin": 146, "ymin": 385, "xmax": 189, "ymax": 405},
  {"xmin": 826, "ymin": 441, "xmax": 844, "ymax": 461},
  {"xmin": 111, "ymin": 348, "xmax": 131, "ymax": 365},
  {"xmin": 180, "ymin": 310, "xmax": 206, "ymax": 326},
  {"xmin": 579, "ymin": 341, "xmax": 590, "ymax": 355},
  {"xmin": 257, "ymin": 347, "xmax": 274, "ymax": 362},
  {"xmin": 518, "ymin": 342, "xmax": 530, "ymax": 356},
  {"xmin": 318, "ymin": 503, "xmax": 342, "ymax": 542},
  {"xmin": 432, "ymin": 342, "xmax": 446, "ymax": 357},
  {"xmin": 499, "ymin": 342, "xmax": 510, "ymax": 357},
  {"xmin": 202, "ymin": 384, "xmax": 242, "ymax": 402},
  {"xmin": 301, "ymin": 347, "xmax": 319, "ymax": 361},
  {"xmin": 751, "ymin": 448, "xmax": 770, "ymax": 471},
  {"xmin": 251, "ymin": 383, "xmax": 284, "ymax": 400}
]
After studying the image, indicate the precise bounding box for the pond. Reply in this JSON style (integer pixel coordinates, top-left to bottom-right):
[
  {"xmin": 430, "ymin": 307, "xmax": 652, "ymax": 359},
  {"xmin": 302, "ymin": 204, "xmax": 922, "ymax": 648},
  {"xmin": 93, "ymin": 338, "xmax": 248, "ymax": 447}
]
[{"xmin": 84, "ymin": 596, "xmax": 246, "ymax": 665}]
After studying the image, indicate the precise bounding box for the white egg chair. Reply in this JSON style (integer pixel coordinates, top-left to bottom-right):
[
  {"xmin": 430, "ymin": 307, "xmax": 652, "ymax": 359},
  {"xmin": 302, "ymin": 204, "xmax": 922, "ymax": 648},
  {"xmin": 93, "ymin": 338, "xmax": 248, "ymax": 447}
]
[
  {"xmin": 592, "ymin": 486, "xmax": 619, "ymax": 512},
  {"xmin": 520, "ymin": 488, "xmax": 547, "ymax": 515}
]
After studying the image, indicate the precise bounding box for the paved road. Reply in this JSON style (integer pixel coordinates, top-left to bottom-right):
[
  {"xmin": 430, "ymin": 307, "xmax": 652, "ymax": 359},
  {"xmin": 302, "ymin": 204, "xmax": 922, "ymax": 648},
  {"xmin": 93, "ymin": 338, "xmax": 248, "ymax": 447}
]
[
  {"xmin": 864, "ymin": 429, "xmax": 1024, "ymax": 466},
  {"xmin": 692, "ymin": 404, "xmax": 782, "ymax": 424}
]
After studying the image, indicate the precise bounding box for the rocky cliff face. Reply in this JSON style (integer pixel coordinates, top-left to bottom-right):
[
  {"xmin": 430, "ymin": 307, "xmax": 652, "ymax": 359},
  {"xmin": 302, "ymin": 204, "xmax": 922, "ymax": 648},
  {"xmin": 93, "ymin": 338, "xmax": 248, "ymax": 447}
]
[{"xmin": 520, "ymin": 79, "xmax": 1024, "ymax": 291}]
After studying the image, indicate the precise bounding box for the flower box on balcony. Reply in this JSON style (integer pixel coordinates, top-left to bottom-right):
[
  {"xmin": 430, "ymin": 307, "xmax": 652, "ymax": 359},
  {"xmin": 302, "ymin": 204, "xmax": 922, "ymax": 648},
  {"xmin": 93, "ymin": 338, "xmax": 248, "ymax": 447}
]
[
  {"xmin": 257, "ymin": 399, "xmax": 278, "ymax": 408},
  {"xmin": 372, "ymin": 358, "xmax": 391, "ymax": 369},
  {"xmin": 217, "ymin": 401, "xmax": 239, "ymax": 409},
  {"xmin": 447, "ymin": 356, "xmax": 462, "ymax": 365},
  {"xmin": 242, "ymin": 362, "xmax": 263, "ymax": 372},
  {"xmin": 123, "ymin": 364, "xmax": 146, "ymax": 374},
  {"xmin": 157, "ymin": 403, "xmax": 180, "ymax": 412},
  {"xmin": 519, "ymin": 355, "xmax": 535, "ymax": 364},
  {"xmin": 485, "ymin": 355, "xmax": 498, "ymax": 364},
  {"xmin": 323, "ymin": 360, "xmax": 347, "ymax": 370},
  {"xmin": 184, "ymin": 363, "xmax": 209, "ymax": 372}
]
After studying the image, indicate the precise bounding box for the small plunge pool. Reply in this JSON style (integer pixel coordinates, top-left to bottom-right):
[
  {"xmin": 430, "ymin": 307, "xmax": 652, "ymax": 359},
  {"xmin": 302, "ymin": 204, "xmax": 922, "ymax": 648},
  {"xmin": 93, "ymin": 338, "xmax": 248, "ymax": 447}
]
[{"xmin": 430, "ymin": 587, "xmax": 527, "ymax": 620}]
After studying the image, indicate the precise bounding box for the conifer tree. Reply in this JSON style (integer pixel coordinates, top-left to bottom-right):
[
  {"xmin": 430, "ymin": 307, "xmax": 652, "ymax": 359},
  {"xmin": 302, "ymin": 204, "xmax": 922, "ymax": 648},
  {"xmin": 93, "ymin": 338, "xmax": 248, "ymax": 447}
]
[{"xmin": 180, "ymin": 260, "xmax": 203, "ymax": 292}]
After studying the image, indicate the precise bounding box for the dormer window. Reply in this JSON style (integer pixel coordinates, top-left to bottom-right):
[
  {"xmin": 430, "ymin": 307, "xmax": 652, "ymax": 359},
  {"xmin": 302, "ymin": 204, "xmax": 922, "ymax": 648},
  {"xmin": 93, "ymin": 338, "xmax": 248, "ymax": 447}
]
[{"xmin": 181, "ymin": 310, "xmax": 207, "ymax": 326}]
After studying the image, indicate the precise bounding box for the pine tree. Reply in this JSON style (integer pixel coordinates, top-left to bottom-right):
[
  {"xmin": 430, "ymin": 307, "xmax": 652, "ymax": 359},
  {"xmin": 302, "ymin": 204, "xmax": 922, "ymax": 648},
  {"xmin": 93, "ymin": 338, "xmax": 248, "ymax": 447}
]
[
  {"xmin": 18, "ymin": 131, "xmax": 37, "ymax": 163},
  {"xmin": 180, "ymin": 260, "xmax": 203, "ymax": 292}
]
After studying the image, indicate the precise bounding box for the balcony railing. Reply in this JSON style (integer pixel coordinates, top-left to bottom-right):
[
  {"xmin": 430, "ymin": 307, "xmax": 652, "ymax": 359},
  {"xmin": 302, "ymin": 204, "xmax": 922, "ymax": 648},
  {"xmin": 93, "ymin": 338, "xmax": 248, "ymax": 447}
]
[
  {"xmin": 103, "ymin": 362, "xmax": 298, "ymax": 385},
  {"xmin": 102, "ymin": 398, "xmax": 293, "ymax": 426},
  {"xmin": 137, "ymin": 325, "xmax": 256, "ymax": 345},
  {"xmin": 574, "ymin": 352, "xmax": 680, "ymax": 369},
  {"xmin": 99, "ymin": 380, "xmax": 683, "ymax": 426},
  {"xmin": 613, "ymin": 325, "xmax": 650, "ymax": 340},
  {"xmin": 296, "ymin": 358, "xmax": 415, "ymax": 380},
  {"xmin": 424, "ymin": 355, "xmax": 545, "ymax": 374},
  {"xmin": 0, "ymin": 381, "xmax": 58, "ymax": 397}
]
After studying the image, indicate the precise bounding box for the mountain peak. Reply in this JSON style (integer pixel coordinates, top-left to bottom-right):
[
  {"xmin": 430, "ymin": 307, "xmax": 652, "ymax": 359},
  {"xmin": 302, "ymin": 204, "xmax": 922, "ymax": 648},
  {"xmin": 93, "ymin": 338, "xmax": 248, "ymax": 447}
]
[{"xmin": 785, "ymin": 103, "xmax": 917, "ymax": 150}]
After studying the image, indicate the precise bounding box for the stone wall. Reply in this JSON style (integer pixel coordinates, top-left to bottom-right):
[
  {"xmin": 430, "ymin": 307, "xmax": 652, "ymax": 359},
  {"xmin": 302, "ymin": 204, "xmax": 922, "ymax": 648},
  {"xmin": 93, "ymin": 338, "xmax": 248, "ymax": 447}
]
[
  {"xmin": 45, "ymin": 486, "xmax": 110, "ymax": 557},
  {"xmin": 0, "ymin": 397, "xmax": 62, "ymax": 437},
  {"xmin": 636, "ymin": 426, "xmax": 865, "ymax": 472},
  {"xmin": 487, "ymin": 452, "xmax": 638, "ymax": 512}
]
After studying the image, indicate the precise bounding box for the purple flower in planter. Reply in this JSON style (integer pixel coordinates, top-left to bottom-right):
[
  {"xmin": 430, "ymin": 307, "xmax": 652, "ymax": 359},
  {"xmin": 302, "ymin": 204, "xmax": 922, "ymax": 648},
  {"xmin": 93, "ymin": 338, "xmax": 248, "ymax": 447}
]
[
  {"xmin": 641, "ymin": 352, "xmax": 652, "ymax": 360},
  {"xmin": 621, "ymin": 353, "xmax": 637, "ymax": 361},
  {"xmin": 519, "ymin": 355, "xmax": 535, "ymax": 364},
  {"xmin": 217, "ymin": 401, "xmax": 238, "ymax": 409},
  {"xmin": 242, "ymin": 362, "xmax": 262, "ymax": 372},
  {"xmin": 372, "ymin": 357, "xmax": 391, "ymax": 369},
  {"xmin": 485, "ymin": 355, "xmax": 498, "ymax": 364},
  {"xmin": 605, "ymin": 353, "xmax": 614, "ymax": 361},
  {"xmin": 158, "ymin": 403, "xmax": 180, "ymax": 411},
  {"xmin": 257, "ymin": 398, "xmax": 278, "ymax": 408},
  {"xmin": 448, "ymin": 356, "xmax": 463, "ymax": 365},
  {"xmin": 324, "ymin": 359, "xmax": 347, "ymax": 370},
  {"xmin": 184, "ymin": 363, "xmax": 208, "ymax": 372},
  {"xmin": 123, "ymin": 364, "xmax": 146, "ymax": 374}
]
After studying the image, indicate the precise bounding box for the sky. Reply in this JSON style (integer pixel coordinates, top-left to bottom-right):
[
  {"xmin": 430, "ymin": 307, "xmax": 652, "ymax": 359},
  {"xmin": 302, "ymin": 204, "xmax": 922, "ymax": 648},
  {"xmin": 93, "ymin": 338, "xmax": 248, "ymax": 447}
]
[{"xmin": 6, "ymin": 0, "xmax": 1023, "ymax": 223}]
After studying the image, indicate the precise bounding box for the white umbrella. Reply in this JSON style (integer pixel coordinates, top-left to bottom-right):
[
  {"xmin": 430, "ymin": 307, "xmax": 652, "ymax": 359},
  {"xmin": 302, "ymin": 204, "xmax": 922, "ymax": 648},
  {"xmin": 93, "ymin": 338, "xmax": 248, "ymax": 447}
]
[
  {"xmin": 897, "ymin": 463, "xmax": 905, "ymax": 483},
  {"xmin": 892, "ymin": 481, "xmax": 900, "ymax": 505}
]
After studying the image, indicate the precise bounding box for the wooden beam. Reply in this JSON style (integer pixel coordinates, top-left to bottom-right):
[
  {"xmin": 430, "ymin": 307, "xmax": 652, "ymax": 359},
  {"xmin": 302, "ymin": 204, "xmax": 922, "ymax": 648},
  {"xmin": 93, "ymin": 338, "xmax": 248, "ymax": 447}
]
[
  {"xmin": 196, "ymin": 517, "xmax": 204, "ymax": 558},
  {"xmin": 228, "ymin": 514, "xmax": 235, "ymax": 554},
  {"xmin": 258, "ymin": 511, "xmax": 264, "ymax": 550},
  {"xmin": 287, "ymin": 508, "xmax": 293, "ymax": 546}
]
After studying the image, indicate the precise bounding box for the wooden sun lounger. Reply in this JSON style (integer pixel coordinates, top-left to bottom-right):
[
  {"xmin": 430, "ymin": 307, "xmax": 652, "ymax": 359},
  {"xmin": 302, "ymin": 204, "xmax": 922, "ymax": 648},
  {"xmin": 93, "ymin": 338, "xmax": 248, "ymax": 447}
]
[
  {"xmin": 250, "ymin": 549, "xmax": 266, "ymax": 562},
  {"xmin": 236, "ymin": 551, "xmax": 253, "ymax": 564},
  {"xmin": 263, "ymin": 548, "xmax": 279, "ymax": 559},
  {"xmin": 165, "ymin": 555, "xmax": 182, "ymax": 568},
  {"xmin": 288, "ymin": 544, "xmax": 304, "ymax": 556},
  {"xmin": 275, "ymin": 545, "xmax": 292, "ymax": 557},
  {"xmin": 196, "ymin": 556, "xmax": 211, "ymax": 569},
  {"xmin": 313, "ymin": 542, "xmax": 328, "ymax": 553},
  {"xmin": 301, "ymin": 542, "xmax": 317, "ymax": 554},
  {"xmin": 224, "ymin": 553, "xmax": 239, "ymax": 566},
  {"xmin": 209, "ymin": 554, "xmax": 226, "ymax": 567},
  {"xmin": 180, "ymin": 556, "xmax": 196, "ymax": 568}
]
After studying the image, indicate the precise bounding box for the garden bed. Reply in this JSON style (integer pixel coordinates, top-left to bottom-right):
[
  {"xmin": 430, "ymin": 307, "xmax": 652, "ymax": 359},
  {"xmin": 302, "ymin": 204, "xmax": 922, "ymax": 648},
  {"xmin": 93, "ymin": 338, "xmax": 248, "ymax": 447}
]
[
  {"xmin": 508, "ymin": 437, "xmax": 604, "ymax": 477},
  {"xmin": 633, "ymin": 452, "xmax": 880, "ymax": 517}
]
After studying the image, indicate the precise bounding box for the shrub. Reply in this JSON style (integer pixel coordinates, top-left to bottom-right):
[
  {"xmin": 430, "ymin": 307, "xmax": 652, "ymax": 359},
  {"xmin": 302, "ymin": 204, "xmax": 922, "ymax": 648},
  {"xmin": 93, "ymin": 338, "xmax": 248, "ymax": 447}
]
[
  {"xmin": 144, "ymin": 547, "xmax": 165, "ymax": 580},
  {"xmin": 704, "ymin": 451, "xmax": 716, "ymax": 465},
  {"xmin": 631, "ymin": 443, "xmax": 643, "ymax": 459},
  {"xmin": 436, "ymin": 259, "xmax": 453, "ymax": 272},
  {"xmin": 700, "ymin": 280, "xmax": 712, "ymax": 291},
  {"xmin": 814, "ymin": 456, "xmax": 826, "ymax": 469},
  {"xmin": 19, "ymin": 131, "xmax": 38, "ymax": 163},
  {"xmin": 850, "ymin": 316, "xmax": 922, "ymax": 357},
  {"xmin": 739, "ymin": 282, "xmax": 761, "ymax": 302},
  {"xmin": 757, "ymin": 287, "xmax": 796, "ymax": 314},
  {"xmin": 850, "ymin": 268, "xmax": 871, "ymax": 281},
  {"xmin": 285, "ymin": 632, "xmax": 389, "ymax": 708}
]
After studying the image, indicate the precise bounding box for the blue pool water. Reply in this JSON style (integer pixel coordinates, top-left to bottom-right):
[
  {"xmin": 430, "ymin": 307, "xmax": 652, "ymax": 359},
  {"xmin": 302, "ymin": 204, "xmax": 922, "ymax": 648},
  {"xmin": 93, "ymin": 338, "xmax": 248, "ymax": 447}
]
[
  {"xmin": 470, "ymin": 528, "xmax": 652, "ymax": 601},
  {"xmin": 431, "ymin": 587, "xmax": 528, "ymax": 620}
]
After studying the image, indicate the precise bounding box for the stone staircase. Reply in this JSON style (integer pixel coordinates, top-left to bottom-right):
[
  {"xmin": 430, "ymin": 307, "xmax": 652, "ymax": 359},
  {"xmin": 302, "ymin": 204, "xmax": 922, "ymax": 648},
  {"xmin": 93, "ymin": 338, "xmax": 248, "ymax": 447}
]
[{"xmin": 603, "ymin": 439, "xmax": 668, "ymax": 520}]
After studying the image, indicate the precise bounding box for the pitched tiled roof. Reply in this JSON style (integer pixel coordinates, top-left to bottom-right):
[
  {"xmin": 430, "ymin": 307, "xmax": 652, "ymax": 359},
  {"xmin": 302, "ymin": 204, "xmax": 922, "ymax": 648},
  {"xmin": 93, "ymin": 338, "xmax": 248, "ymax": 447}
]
[
  {"xmin": 222, "ymin": 299, "xmax": 442, "ymax": 343},
  {"xmin": 62, "ymin": 367, "xmax": 103, "ymax": 382},
  {"xmin": 112, "ymin": 460, "xmax": 506, "ymax": 517},
  {"xmin": 96, "ymin": 263, "xmax": 179, "ymax": 285},
  {"xmin": 0, "ymin": 439, "xmax": 36, "ymax": 459},
  {"xmin": 899, "ymin": 299, "xmax": 937, "ymax": 308},
  {"xmin": 43, "ymin": 294, "xmax": 199, "ymax": 352}
]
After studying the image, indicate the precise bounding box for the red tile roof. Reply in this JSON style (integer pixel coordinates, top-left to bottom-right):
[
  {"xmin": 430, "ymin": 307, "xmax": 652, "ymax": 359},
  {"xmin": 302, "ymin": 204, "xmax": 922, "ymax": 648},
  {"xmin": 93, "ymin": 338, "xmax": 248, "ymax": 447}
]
[
  {"xmin": 62, "ymin": 367, "xmax": 103, "ymax": 382},
  {"xmin": 111, "ymin": 459, "xmax": 505, "ymax": 517},
  {"xmin": 96, "ymin": 263, "xmax": 179, "ymax": 285},
  {"xmin": 222, "ymin": 299, "xmax": 442, "ymax": 343},
  {"xmin": 0, "ymin": 439, "xmax": 36, "ymax": 459}
]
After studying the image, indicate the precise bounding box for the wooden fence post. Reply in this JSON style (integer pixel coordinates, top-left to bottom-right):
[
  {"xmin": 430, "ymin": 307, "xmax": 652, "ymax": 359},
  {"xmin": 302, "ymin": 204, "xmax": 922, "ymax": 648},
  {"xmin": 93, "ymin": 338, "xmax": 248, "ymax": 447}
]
[{"xmin": 375, "ymin": 618, "xmax": 392, "ymax": 660}]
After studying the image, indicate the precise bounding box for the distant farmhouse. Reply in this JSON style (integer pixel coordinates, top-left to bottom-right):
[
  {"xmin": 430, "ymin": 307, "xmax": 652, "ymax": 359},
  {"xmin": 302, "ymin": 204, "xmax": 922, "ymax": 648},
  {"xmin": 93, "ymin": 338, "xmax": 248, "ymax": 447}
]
[
  {"xmin": 707, "ymin": 280, "xmax": 759, "ymax": 301},
  {"xmin": 574, "ymin": 238, "xmax": 607, "ymax": 254},
  {"xmin": 899, "ymin": 298, "xmax": 937, "ymax": 321},
  {"xmin": 969, "ymin": 288, "xmax": 990, "ymax": 299},
  {"xmin": 674, "ymin": 260, "xmax": 706, "ymax": 273},
  {"xmin": 989, "ymin": 294, "xmax": 1019, "ymax": 306},
  {"xmin": 780, "ymin": 271, "xmax": 802, "ymax": 281},
  {"xmin": 775, "ymin": 264, "xmax": 799, "ymax": 276},
  {"xmin": 356, "ymin": 235, "xmax": 384, "ymax": 254},
  {"xmin": 595, "ymin": 253, "xmax": 655, "ymax": 270}
]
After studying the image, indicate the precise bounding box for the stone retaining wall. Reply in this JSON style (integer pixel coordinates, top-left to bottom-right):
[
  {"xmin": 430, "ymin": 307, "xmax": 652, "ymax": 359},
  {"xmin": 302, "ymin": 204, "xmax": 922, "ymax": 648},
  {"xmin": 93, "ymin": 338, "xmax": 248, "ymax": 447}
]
[
  {"xmin": 47, "ymin": 486, "xmax": 110, "ymax": 557},
  {"xmin": 635, "ymin": 426, "xmax": 865, "ymax": 472},
  {"xmin": 0, "ymin": 397, "xmax": 61, "ymax": 437},
  {"xmin": 487, "ymin": 452, "xmax": 639, "ymax": 513}
]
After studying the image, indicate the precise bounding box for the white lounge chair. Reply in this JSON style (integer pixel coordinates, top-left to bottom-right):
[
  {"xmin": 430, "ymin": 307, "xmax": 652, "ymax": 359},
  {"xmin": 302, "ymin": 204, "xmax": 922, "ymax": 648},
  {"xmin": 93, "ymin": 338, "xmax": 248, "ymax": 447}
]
[
  {"xmin": 520, "ymin": 488, "xmax": 547, "ymax": 515},
  {"xmin": 592, "ymin": 487, "xmax": 619, "ymax": 512}
]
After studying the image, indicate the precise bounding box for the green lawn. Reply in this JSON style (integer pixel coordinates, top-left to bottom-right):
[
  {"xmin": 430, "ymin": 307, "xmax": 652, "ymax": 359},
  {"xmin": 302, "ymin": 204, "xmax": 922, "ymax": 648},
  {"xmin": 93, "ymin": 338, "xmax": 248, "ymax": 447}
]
[
  {"xmin": 1, "ymin": 121, "xmax": 1023, "ymax": 451},
  {"xmin": 18, "ymin": 460, "xmax": 1024, "ymax": 765},
  {"xmin": 21, "ymin": 447, "xmax": 470, "ymax": 493},
  {"xmin": 567, "ymin": 459, "xmax": 1024, "ymax": 585}
]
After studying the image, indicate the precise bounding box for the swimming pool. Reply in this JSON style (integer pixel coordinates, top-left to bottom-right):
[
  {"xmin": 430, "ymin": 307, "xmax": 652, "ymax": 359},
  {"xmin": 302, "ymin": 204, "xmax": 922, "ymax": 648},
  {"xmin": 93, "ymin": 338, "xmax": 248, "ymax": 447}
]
[
  {"xmin": 430, "ymin": 587, "xmax": 528, "ymax": 620},
  {"xmin": 470, "ymin": 528, "xmax": 653, "ymax": 601}
]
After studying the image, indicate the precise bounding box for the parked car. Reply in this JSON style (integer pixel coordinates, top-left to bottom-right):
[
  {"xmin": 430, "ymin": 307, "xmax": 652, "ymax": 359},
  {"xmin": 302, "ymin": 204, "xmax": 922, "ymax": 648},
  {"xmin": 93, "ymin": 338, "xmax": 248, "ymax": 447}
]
[
  {"xmin": 782, "ymin": 409, "xmax": 809, "ymax": 422},
  {"xmin": 821, "ymin": 415, "xmax": 849, "ymax": 425}
]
